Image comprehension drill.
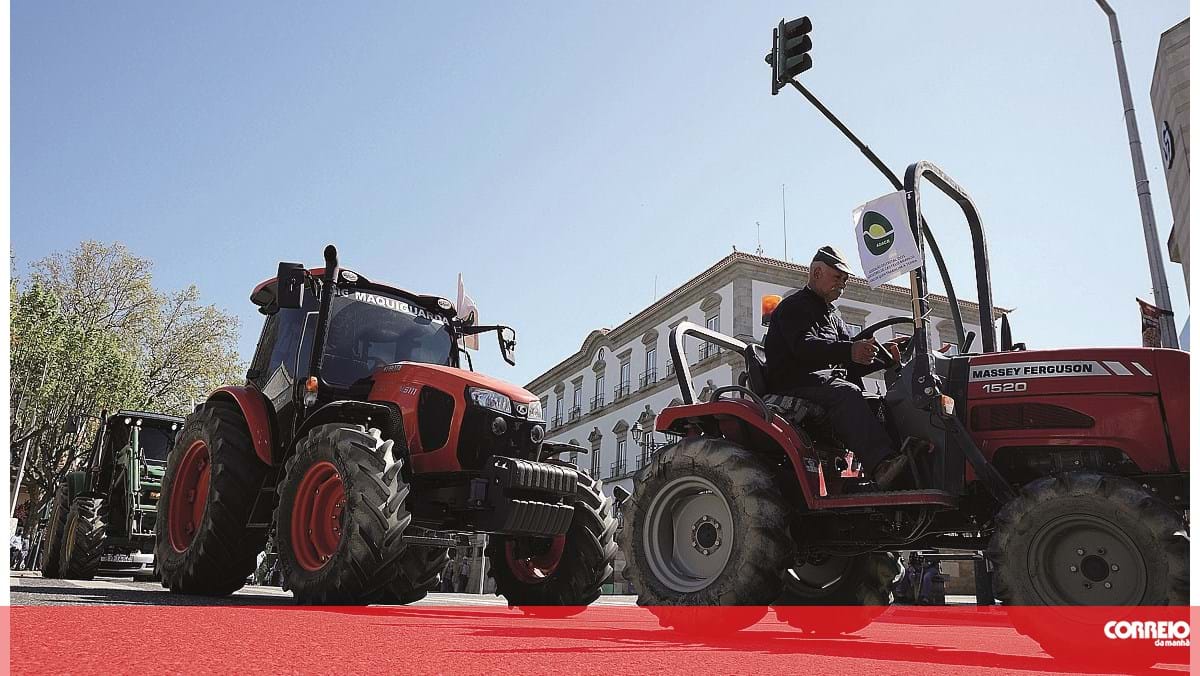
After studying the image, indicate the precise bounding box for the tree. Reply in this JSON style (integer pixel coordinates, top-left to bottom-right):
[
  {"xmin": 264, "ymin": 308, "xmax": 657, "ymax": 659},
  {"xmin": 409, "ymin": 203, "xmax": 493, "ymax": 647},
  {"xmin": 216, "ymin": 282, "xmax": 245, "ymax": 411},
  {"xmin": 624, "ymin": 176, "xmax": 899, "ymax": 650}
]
[{"xmin": 10, "ymin": 241, "xmax": 243, "ymax": 531}]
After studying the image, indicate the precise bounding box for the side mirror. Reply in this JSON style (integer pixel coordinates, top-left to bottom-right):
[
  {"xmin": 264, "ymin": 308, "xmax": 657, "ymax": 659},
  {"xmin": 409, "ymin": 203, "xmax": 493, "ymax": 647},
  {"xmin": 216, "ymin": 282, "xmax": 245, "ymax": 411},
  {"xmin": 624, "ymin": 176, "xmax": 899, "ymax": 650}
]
[
  {"xmin": 277, "ymin": 262, "xmax": 306, "ymax": 309},
  {"xmin": 498, "ymin": 326, "xmax": 517, "ymax": 366}
]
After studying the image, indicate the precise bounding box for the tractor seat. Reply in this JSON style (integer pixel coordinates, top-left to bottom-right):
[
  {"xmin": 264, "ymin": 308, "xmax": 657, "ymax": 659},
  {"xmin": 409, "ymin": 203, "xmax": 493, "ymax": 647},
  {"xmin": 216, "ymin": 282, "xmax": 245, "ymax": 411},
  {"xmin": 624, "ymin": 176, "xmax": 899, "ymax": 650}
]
[{"xmin": 741, "ymin": 343, "xmax": 831, "ymax": 429}]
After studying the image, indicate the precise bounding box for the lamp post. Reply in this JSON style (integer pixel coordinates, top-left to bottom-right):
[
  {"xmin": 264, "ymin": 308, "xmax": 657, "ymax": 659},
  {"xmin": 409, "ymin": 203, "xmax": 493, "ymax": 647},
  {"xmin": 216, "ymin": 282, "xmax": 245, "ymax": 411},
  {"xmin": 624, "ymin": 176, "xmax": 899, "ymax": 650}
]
[
  {"xmin": 1094, "ymin": 0, "xmax": 1179, "ymax": 348},
  {"xmin": 631, "ymin": 422, "xmax": 644, "ymax": 468}
]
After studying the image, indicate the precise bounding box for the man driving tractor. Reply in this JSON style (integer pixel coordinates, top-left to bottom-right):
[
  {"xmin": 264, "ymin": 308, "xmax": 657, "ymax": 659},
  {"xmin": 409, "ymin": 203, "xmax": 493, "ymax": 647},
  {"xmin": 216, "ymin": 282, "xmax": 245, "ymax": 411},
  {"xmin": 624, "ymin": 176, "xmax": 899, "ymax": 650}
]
[{"xmin": 763, "ymin": 245, "xmax": 909, "ymax": 492}]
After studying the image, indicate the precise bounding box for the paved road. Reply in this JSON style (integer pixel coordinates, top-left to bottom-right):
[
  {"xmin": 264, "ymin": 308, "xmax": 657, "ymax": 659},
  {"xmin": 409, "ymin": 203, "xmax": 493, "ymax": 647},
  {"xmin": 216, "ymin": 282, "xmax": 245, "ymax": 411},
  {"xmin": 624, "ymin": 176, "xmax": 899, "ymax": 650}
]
[
  {"xmin": 9, "ymin": 571, "xmax": 640, "ymax": 606},
  {"xmin": 11, "ymin": 572, "xmax": 983, "ymax": 607}
]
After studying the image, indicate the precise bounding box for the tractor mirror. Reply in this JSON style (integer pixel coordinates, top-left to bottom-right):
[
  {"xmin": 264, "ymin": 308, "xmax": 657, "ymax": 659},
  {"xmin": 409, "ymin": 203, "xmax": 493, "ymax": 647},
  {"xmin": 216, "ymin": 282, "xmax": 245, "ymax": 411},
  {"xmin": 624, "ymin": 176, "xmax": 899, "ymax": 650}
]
[
  {"xmin": 276, "ymin": 262, "xmax": 306, "ymax": 309},
  {"xmin": 498, "ymin": 326, "xmax": 517, "ymax": 366}
]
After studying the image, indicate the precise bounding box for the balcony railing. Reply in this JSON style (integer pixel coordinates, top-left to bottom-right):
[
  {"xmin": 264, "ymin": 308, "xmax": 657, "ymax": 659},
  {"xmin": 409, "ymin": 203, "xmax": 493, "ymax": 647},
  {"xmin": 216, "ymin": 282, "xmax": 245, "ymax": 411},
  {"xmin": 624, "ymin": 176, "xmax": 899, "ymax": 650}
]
[
  {"xmin": 638, "ymin": 369, "xmax": 657, "ymax": 390},
  {"xmin": 613, "ymin": 383, "xmax": 631, "ymax": 401},
  {"xmin": 590, "ymin": 458, "xmax": 602, "ymax": 478},
  {"xmin": 551, "ymin": 416, "xmax": 563, "ymax": 428},
  {"xmin": 698, "ymin": 342, "xmax": 718, "ymax": 361},
  {"xmin": 610, "ymin": 457, "xmax": 628, "ymax": 478},
  {"xmin": 568, "ymin": 406, "xmax": 582, "ymax": 422},
  {"xmin": 590, "ymin": 394, "xmax": 605, "ymax": 412}
]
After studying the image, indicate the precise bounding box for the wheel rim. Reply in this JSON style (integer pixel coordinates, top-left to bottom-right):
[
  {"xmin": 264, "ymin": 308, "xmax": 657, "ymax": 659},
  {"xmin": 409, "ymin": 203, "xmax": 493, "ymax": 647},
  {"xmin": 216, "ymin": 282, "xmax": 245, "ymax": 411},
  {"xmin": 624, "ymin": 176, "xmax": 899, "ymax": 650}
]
[
  {"xmin": 783, "ymin": 555, "xmax": 851, "ymax": 594},
  {"xmin": 168, "ymin": 440, "xmax": 212, "ymax": 553},
  {"xmin": 505, "ymin": 535, "xmax": 566, "ymax": 584},
  {"xmin": 1026, "ymin": 513, "xmax": 1148, "ymax": 605},
  {"xmin": 642, "ymin": 475, "xmax": 735, "ymax": 593},
  {"xmin": 290, "ymin": 461, "xmax": 346, "ymax": 572}
]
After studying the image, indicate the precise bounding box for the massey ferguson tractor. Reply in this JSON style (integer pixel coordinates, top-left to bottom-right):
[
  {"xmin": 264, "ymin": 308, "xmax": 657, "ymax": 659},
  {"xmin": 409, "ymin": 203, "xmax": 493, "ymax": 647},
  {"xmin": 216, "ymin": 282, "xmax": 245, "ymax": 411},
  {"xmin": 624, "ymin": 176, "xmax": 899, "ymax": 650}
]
[
  {"xmin": 155, "ymin": 246, "xmax": 617, "ymax": 606},
  {"xmin": 39, "ymin": 411, "xmax": 182, "ymax": 580},
  {"xmin": 618, "ymin": 162, "xmax": 1189, "ymax": 646}
]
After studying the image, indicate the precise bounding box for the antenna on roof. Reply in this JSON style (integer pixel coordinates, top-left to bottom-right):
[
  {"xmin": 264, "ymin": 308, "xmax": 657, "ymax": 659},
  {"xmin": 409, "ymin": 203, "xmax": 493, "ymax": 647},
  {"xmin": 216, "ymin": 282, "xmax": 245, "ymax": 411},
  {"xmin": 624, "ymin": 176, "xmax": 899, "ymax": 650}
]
[
  {"xmin": 755, "ymin": 222, "xmax": 764, "ymax": 256},
  {"xmin": 781, "ymin": 184, "xmax": 788, "ymax": 262}
]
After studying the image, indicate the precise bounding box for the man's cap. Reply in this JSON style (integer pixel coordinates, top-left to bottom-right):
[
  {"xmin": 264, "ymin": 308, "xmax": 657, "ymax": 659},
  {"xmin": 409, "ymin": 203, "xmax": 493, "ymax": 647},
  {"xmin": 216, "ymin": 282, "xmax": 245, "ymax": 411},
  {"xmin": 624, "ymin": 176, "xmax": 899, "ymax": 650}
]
[{"xmin": 812, "ymin": 245, "xmax": 853, "ymax": 274}]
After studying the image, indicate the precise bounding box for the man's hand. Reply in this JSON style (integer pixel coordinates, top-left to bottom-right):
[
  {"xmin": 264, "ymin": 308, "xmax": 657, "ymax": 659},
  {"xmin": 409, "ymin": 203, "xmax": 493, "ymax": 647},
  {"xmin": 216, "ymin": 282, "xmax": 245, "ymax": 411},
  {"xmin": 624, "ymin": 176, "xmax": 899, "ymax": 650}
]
[
  {"xmin": 851, "ymin": 340, "xmax": 879, "ymax": 365},
  {"xmin": 882, "ymin": 340, "xmax": 903, "ymax": 364}
]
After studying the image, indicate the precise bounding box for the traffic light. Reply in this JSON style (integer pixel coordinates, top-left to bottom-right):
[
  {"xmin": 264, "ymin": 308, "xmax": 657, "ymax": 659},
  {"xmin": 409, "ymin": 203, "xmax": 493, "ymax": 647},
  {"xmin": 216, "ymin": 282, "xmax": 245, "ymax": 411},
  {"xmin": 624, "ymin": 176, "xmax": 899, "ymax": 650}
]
[{"xmin": 768, "ymin": 16, "xmax": 813, "ymax": 95}]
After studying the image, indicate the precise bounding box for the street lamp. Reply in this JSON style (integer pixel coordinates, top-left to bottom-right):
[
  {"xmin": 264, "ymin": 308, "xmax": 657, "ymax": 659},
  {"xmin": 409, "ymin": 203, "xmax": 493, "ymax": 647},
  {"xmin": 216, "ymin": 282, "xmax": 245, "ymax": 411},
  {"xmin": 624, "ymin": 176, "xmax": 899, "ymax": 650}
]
[{"xmin": 1094, "ymin": 0, "xmax": 1179, "ymax": 348}]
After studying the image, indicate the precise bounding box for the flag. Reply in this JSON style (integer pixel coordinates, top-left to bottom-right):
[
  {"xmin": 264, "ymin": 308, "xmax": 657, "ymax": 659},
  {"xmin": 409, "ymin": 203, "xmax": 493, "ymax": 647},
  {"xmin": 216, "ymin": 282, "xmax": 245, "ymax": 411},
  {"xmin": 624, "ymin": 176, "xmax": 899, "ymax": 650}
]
[
  {"xmin": 1137, "ymin": 298, "xmax": 1170, "ymax": 348},
  {"xmin": 458, "ymin": 273, "xmax": 479, "ymax": 350}
]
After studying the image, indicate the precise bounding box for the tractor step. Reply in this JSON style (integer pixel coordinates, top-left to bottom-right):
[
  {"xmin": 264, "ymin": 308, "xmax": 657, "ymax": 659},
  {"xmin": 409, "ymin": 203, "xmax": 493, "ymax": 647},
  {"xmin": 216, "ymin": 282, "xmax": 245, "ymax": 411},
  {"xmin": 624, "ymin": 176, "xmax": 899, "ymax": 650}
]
[
  {"xmin": 401, "ymin": 534, "xmax": 458, "ymax": 548},
  {"xmin": 814, "ymin": 488, "xmax": 956, "ymax": 509}
]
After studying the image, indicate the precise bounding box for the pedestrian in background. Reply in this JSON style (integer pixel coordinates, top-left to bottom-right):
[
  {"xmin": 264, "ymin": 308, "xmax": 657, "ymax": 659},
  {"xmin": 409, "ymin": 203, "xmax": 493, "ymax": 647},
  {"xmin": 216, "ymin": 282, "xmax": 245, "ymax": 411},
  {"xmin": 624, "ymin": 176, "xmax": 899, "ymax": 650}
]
[
  {"xmin": 440, "ymin": 556, "xmax": 456, "ymax": 593},
  {"xmin": 456, "ymin": 555, "xmax": 470, "ymax": 593}
]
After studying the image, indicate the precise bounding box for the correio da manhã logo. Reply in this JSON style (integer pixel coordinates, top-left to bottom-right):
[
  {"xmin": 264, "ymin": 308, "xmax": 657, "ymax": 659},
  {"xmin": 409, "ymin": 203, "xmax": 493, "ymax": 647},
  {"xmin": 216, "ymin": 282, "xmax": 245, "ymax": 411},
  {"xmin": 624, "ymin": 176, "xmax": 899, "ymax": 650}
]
[{"xmin": 862, "ymin": 210, "xmax": 895, "ymax": 256}]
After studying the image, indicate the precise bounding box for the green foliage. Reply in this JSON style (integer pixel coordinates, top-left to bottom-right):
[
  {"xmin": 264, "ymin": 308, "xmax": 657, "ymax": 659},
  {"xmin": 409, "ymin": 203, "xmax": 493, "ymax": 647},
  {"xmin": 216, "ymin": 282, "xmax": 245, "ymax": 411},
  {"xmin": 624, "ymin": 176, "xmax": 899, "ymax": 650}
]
[{"xmin": 10, "ymin": 241, "xmax": 243, "ymax": 524}]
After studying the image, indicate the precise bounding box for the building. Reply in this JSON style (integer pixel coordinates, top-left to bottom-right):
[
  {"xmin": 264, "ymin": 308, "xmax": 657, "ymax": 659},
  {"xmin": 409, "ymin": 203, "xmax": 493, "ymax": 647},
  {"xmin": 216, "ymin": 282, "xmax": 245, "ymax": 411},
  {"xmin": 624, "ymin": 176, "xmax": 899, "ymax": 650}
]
[
  {"xmin": 1150, "ymin": 18, "xmax": 1189, "ymax": 348},
  {"xmin": 525, "ymin": 251, "xmax": 994, "ymax": 590}
]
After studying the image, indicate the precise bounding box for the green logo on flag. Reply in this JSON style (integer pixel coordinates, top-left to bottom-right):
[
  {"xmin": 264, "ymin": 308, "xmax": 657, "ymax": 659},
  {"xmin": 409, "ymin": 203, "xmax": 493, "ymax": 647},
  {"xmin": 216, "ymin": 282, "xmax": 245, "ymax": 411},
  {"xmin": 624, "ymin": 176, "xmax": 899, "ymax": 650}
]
[{"xmin": 862, "ymin": 211, "xmax": 895, "ymax": 256}]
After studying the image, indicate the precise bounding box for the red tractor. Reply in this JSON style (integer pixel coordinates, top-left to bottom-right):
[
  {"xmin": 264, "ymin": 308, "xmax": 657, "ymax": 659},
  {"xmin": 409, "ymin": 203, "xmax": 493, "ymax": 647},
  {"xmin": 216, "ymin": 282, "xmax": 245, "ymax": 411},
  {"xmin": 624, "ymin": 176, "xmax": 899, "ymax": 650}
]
[
  {"xmin": 619, "ymin": 162, "xmax": 1189, "ymax": 643},
  {"xmin": 156, "ymin": 246, "xmax": 617, "ymax": 606}
]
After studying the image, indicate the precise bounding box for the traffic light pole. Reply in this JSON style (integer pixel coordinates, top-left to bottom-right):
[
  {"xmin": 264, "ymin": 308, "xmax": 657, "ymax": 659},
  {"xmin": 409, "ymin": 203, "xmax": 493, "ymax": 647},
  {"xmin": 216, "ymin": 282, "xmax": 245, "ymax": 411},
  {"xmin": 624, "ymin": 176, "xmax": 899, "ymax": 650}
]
[{"xmin": 785, "ymin": 78, "xmax": 965, "ymax": 334}]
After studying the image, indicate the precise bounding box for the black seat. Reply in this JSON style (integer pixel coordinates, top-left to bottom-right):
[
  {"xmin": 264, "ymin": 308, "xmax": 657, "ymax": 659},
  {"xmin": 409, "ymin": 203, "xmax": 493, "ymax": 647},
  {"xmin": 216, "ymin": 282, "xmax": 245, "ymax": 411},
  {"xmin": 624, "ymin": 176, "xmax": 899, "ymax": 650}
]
[
  {"xmin": 742, "ymin": 343, "xmax": 769, "ymax": 396},
  {"xmin": 741, "ymin": 343, "xmax": 831, "ymax": 430}
]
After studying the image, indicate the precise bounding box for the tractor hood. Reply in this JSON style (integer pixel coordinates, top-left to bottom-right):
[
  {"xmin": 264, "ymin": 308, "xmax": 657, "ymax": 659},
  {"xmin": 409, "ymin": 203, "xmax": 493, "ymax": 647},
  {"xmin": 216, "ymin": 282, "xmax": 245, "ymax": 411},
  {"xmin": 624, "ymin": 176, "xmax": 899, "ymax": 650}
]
[
  {"xmin": 965, "ymin": 347, "xmax": 1170, "ymax": 397},
  {"xmin": 369, "ymin": 362, "xmax": 538, "ymax": 404}
]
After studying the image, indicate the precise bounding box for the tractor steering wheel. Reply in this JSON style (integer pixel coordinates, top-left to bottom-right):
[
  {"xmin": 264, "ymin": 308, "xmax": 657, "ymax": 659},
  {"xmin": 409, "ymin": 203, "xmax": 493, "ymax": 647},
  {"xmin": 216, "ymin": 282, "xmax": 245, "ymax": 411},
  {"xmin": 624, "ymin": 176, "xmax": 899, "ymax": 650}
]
[{"xmin": 851, "ymin": 317, "xmax": 916, "ymax": 371}]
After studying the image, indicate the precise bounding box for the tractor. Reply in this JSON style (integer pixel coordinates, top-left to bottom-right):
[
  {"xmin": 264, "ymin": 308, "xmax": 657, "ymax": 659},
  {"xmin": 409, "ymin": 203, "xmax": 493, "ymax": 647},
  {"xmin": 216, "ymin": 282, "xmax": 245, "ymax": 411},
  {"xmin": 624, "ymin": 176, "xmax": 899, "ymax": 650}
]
[
  {"xmin": 618, "ymin": 162, "xmax": 1189, "ymax": 646},
  {"xmin": 155, "ymin": 246, "xmax": 617, "ymax": 606},
  {"xmin": 39, "ymin": 411, "xmax": 183, "ymax": 580}
]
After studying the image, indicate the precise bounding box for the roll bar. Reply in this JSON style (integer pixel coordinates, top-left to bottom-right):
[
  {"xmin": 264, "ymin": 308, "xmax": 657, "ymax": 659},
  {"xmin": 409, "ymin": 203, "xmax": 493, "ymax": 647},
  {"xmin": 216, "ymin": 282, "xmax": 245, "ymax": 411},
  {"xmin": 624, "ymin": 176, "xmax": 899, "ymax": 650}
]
[
  {"xmin": 668, "ymin": 322, "xmax": 748, "ymax": 405},
  {"xmin": 902, "ymin": 161, "xmax": 996, "ymax": 354}
]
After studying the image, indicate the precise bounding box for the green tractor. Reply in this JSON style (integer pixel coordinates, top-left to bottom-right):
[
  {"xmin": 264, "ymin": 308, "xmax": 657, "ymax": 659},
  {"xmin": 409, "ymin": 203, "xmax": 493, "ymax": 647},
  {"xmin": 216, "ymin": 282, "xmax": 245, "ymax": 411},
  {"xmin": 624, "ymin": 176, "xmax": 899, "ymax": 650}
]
[{"xmin": 39, "ymin": 411, "xmax": 183, "ymax": 580}]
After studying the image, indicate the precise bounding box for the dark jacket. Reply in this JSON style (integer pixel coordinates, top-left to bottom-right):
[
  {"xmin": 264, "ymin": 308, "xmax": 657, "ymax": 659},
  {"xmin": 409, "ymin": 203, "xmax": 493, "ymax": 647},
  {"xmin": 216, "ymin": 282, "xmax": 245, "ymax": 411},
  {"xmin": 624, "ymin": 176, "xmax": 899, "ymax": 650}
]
[{"xmin": 763, "ymin": 286, "xmax": 874, "ymax": 392}]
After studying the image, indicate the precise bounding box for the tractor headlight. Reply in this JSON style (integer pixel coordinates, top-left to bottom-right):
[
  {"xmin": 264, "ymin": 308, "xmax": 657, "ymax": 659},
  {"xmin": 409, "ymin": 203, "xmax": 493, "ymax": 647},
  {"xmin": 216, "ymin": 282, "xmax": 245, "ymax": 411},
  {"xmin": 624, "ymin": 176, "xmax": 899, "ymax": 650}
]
[
  {"xmin": 525, "ymin": 398, "xmax": 543, "ymax": 421},
  {"xmin": 468, "ymin": 387, "xmax": 512, "ymax": 415}
]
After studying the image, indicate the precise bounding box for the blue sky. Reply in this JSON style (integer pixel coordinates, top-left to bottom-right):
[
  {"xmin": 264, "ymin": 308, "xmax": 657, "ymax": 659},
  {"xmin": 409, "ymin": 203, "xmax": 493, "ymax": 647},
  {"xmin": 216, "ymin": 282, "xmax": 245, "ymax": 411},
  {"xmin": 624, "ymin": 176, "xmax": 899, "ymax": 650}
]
[{"xmin": 12, "ymin": 2, "xmax": 1191, "ymax": 387}]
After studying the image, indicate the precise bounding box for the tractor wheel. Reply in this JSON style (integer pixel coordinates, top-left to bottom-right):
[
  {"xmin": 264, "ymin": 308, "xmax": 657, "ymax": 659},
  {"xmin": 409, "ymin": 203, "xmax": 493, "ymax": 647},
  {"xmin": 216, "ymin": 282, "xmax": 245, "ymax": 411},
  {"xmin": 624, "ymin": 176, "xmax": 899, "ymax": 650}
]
[
  {"xmin": 59, "ymin": 497, "xmax": 106, "ymax": 580},
  {"xmin": 987, "ymin": 472, "xmax": 1189, "ymax": 666},
  {"xmin": 275, "ymin": 423, "xmax": 411, "ymax": 604},
  {"xmin": 156, "ymin": 399, "xmax": 269, "ymax": 595},
  {"xmin": 772, "ymin": 552, "xmax": 900, "ymax": 635},
  {"xmin": 487, "ymin": 470, "xmax": 618, "ymax": 616},
  {"xmin": 619, "ymin": 438, "xmax": 794, "ymax": 634},
  {"xmin": 38, "ymin": 485, "xmax": 70, "ymax": 579},
  {"xmin": 381, "ymin": 546, "xmax": 451, "ymax": 605}
]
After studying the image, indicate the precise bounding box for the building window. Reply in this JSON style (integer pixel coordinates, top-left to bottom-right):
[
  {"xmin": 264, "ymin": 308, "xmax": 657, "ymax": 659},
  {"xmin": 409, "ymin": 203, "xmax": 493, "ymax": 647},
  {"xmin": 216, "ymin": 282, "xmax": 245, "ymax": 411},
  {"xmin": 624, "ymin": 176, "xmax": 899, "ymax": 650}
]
[
  {"xmin": 591, "ymin": 449, "xmax": 601, "ymax": 478},
  {"xmin": 611, "ymin": 439, "xmax": 627, "ymax": 478},
  {"xmin": 845, "ymin": 322, "xmax": 863, "ymax": 337},
  {"xmin": 616, "ymin": 360, "xmax": 631, "ymax": 399},
  {"xmin": 570, "ymin": 383, "xmax": 582, "ymax": 421},
  {"xmin": 699, "ymin": 315, "xmax": 720, "ymax": 360},
  {"xmin": 592, "ymin": 374, "xmax": 605, "ymax": 411},
  {"xmin": 640, "ymin": 347, "xmax": 657, "ymax": 389},
  {"xmin": 553, "ymin": 394, "xmax": 564, "ymax": 428},
  {"xmin": 540, "ymin": 396, "xmax": 549, "ymax": 421}
]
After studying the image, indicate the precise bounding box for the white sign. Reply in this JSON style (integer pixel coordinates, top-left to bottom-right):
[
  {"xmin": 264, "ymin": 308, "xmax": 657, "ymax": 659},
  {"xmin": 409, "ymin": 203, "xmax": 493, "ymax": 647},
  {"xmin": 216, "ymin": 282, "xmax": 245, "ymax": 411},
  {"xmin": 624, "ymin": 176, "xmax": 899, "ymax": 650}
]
[{"xmin": 852, "ymin": 190, "xmax": 922, "ymax": 288}]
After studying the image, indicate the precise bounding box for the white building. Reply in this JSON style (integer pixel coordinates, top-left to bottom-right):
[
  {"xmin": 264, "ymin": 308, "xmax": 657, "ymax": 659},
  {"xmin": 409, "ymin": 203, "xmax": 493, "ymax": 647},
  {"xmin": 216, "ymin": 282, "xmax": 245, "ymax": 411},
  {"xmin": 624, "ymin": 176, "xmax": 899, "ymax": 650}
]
[{"xmin": 525, "ymin": 251, "xmax": 991, "ymax": 589}]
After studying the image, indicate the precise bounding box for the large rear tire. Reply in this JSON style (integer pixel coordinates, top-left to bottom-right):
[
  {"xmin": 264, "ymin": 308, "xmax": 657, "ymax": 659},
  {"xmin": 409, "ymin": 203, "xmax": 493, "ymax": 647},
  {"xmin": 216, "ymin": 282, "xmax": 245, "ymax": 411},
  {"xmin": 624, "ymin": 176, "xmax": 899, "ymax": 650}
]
[
  {"xmin": 38, "ymin": 485, "xmax": 70, "ymax": 579},
  {"xmin": 772, "ymin": 552, "xmax": 899, "ymax": 635},
  {"xmin": 59, "ymin": 497, "xmax": 106, "ymax": 580},
  {"xmin": 620, "ymin": 438, "xmax": 794, "ymax": 634},
  {"xmin": 987, "ymin": 472, "xmax": 1189, "ymax": 666},
  {"xmin": 156, "ymin": 399, "xmax": 269, "ymax": 595},
  {"xmin": 275, "ymin": 424, "xmax": 411, "ymax": 604},
  {"xmin": 488, "ymin": 470, "xmax": 618, "ymax": 616}
]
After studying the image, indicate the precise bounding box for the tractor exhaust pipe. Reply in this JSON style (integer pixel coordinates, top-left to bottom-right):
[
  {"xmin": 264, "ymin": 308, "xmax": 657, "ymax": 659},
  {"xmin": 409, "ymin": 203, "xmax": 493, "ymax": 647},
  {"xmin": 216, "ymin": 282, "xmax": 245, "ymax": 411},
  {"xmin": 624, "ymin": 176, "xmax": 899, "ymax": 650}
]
[{"xmin": 305, "ymin": 245, "xmax": 340, "ymax": 411}]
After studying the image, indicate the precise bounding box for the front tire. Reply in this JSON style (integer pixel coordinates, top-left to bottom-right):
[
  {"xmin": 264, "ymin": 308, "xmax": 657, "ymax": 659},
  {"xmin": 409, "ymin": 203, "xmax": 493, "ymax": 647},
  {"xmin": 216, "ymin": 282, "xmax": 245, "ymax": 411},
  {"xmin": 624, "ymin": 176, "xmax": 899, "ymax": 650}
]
[
  {"xmin": 620, "ymin": 438, "xmax": 794, "ymax": 633},
  {"xmin": 38, "ymin": 485, "xmax": 70, "ymax": 579},
  {"xmin": 274, "ymin": 424, "xmax": 411, "ymax": 604},
  {"xmin": 987, "ymin": 472, "xmax": 1189, "ymax": 666},
  {"xmin": 381, "ymin": 544, "xmax": 452, "ymax": 605},
  {"xmin": 156, "ymin": 399, "xmax": 269, "ymax": 595},
  {"xmin": 59, "ymin": 497, "xmax": 106, "ymax": 580},
  {"xmin": 772, "ymin": 552, "xmax": 899, "ymax": 635},
  {"xmin": 488, "ymin": 470, "xmax": 618, "ymax": 615}
]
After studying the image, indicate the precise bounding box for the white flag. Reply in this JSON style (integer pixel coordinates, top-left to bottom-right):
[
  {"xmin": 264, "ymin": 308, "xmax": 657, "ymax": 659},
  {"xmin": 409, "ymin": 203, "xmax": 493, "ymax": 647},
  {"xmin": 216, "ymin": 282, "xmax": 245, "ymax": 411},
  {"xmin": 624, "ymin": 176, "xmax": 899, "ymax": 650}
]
[
  {"xmin": 457, "ymin": 273, "xmax": 480, "ymax": 350},
  {"xmin": 852, "ymin": 190, "xmax": 923, "ymax": 288}
]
